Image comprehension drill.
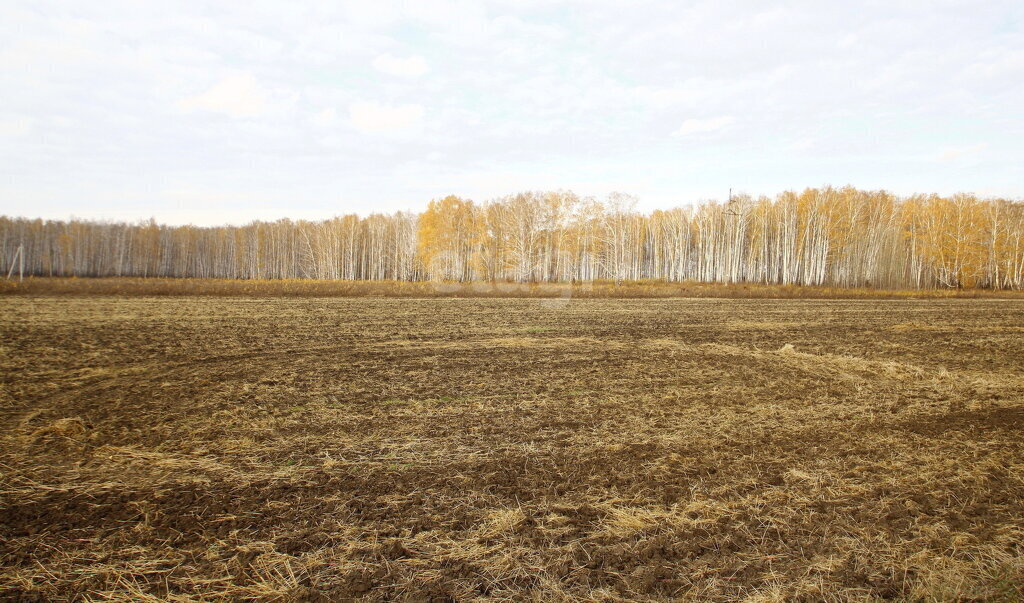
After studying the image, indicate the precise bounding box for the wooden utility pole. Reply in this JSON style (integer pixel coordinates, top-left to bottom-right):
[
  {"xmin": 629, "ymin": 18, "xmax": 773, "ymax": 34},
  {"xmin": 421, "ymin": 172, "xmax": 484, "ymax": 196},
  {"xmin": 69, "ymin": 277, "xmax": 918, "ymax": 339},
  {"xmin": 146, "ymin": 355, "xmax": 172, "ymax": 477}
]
[{"xmin": 6, "ymin": 244, "xmax": 24, "ymax": 281}]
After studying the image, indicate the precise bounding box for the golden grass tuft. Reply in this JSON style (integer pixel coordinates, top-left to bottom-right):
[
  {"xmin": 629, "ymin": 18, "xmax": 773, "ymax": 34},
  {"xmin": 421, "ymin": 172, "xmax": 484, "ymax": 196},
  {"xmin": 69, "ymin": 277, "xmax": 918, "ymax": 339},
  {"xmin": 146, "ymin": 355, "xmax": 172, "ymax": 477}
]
[{"xmin": 29, "ymin": 417, "xmax": 86, "ymax": 441}]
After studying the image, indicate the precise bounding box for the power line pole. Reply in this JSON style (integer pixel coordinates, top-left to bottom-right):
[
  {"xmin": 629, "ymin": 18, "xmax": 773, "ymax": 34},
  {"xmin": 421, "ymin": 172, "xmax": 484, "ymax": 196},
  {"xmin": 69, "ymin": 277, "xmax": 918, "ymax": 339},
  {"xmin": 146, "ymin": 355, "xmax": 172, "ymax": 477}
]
[{"xmin": 6, "ymin": 244, "xmax": 24, "ymax": 281}]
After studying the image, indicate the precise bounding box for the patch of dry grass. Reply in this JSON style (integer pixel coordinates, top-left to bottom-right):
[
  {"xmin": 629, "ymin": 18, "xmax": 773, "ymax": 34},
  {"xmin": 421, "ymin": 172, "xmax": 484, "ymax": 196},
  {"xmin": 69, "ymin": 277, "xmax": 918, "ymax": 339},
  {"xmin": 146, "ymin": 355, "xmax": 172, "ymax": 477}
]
[{"xmin": 3, "ymin": 276, "xmax": 1024, "ymax": 298}]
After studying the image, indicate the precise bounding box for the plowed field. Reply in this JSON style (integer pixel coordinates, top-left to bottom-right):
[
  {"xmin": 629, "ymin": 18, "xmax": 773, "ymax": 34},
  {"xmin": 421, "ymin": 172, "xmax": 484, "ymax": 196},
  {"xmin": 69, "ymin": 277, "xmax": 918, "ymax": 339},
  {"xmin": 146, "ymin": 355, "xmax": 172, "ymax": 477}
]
[{"xmin": 2, "ymin": 297, "xmax": 1023, "ymax": 600}]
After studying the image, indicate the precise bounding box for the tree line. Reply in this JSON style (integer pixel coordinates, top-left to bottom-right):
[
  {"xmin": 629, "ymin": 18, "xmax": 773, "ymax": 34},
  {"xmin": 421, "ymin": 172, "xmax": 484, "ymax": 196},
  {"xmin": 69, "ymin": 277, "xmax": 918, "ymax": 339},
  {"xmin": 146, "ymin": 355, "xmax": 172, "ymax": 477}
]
[{"xmin": 2, "ymin": 186, "xmax": 1023, "ymax": 289}]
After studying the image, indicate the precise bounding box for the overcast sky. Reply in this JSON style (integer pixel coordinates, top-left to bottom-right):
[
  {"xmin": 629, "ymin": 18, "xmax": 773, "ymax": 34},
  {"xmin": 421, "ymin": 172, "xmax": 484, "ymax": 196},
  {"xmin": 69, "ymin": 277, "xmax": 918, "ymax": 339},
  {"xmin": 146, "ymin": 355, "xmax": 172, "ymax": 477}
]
[{"xmin": 1, "ymin": 1, "xmax": 1022, "ymax": 226}]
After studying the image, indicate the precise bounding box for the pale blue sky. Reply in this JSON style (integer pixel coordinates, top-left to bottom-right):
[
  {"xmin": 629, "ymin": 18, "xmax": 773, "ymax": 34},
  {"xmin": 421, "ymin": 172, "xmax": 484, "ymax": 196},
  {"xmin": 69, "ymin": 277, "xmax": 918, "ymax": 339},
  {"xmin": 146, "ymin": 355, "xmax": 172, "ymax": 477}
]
[{"xmin": 1, "ymin": 0, "xmax": 1022, "ymax": 225}]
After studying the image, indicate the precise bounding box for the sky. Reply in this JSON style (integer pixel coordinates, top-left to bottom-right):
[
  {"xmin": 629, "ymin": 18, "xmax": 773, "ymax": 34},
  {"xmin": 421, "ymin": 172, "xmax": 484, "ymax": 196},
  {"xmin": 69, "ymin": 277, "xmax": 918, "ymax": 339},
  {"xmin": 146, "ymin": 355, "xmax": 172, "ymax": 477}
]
[{"xmin": 1, "ymin": 0, "xmax": 1022, "ymax": 226}]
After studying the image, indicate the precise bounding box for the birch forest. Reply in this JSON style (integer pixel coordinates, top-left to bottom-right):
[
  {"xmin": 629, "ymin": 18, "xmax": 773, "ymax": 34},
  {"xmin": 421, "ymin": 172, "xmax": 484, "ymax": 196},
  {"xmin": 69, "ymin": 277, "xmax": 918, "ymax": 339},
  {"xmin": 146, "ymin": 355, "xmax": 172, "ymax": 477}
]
[{"xmin": 3, "ymin": 186, "xmax": 1023, "ymax": 289}]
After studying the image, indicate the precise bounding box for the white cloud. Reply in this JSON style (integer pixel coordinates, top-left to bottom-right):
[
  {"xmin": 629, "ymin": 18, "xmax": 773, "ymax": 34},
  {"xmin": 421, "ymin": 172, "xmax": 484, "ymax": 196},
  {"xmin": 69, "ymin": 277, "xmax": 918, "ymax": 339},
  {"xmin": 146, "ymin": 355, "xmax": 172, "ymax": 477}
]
[
  {"xmin": 938, "ymin": 143, "xmax": 988, "ymax": 162},
  {"xmin": 372, "ymin": 53, "xmax": 429, "ymax": 77},
  {"xmin": 974, "ymin": 50, "xmax": 1024, "ymax": 78},
  {"xmin": 310, "ymin": 108, "xmax": 339, "ymax": 127},
  {"xmin": 673, "ymin": 116, "xmax": 735, "ymax": 137},
  {"xmin": 0, "ymin": 115, "xmax": 33, "ymax": 137},
  {"xmin": 348, "ymin": 102, "xmax": 425, "ymax": 133},
  {"xmin": 785, "ymin": 138, "xmax": 815, "ymax": 151},
  {"xmin": 177, "ymin": 74, "xmax": 268, "ymax": 118}
]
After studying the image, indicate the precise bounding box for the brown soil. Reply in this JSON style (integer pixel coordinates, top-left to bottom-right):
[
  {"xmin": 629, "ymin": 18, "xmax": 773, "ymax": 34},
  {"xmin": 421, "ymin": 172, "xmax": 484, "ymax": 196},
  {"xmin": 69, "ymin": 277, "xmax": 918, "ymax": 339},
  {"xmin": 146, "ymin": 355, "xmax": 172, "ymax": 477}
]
[
  {"xmin": 5, "ymin": 277, "xmax": 1024, "ymax": 299},
  {"xmin": 1, "ymin": 297, "xmax": 1023, "ymax": 600}
]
